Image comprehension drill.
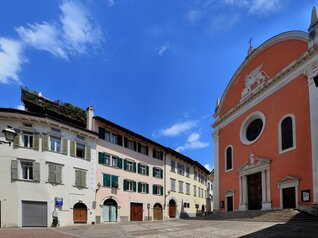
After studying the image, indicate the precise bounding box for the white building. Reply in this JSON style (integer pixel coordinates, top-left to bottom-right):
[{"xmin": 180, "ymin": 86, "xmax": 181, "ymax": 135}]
[{"xmin": 0, "ymin": 105, "xmax": 97, "ymax": 227}]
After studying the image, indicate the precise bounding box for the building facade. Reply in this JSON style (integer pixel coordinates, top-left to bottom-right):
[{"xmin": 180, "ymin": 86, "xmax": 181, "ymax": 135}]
[
  {"xmin": 165, "ymin": 149, "xmax": 209, "ymax": 219},
  {"xmin": 212, "ymin": 8, "xmax": 318, "ymax": 214},
  {"xmin": 206, "ymin": 170, "xmax": 214, "ymax": 214},
  {"xmin": 94, "ymin": 116, "xmax": 165, "ymax": 222}
]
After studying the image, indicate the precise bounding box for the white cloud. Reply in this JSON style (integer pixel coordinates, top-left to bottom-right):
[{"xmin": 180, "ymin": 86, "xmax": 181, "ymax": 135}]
[
  {"xmin": 16, "ymin": 22, "xmax": 67, "ymax": 59},
  {"xmin": 176, "ymin": 132, "xmax": 209, "ymax": 152},
  {"xmin": 186, "ymin": 10, "xmax": 202, "ymax": 24},
  {"xmin": 204, "ymin": 164, "xmax": 213, "ymax": 171},
  {"xmin": 17, "ymin": 104, "xmax": 25, "ymax": 110},
  {"xmin": 107, "ymin": 0, "xmax": 114, "ymax": 7},
  {"xmin": 158, "ymin": 43, "xmax": 171, "ymax": 56},
  {"xmin": 160, "ymin": 120, "xmax": 198, "ymax": 137},
  {"xmin": 0, "ymin": 38, "xmax": 24, "ymax": 84},
  {"xmin": 223, "ymin": 0, "xmax": 280, "ymax": 15}
]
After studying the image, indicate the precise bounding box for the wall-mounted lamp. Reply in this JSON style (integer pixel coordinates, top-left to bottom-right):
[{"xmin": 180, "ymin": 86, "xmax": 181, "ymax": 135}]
[{"xmin": 0, "ymin": 126, "xmax": 17, "ymax": 146}]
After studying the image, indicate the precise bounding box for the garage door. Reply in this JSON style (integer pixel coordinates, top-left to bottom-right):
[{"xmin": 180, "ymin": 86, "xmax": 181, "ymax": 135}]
[
  {"xmin": 130, "ymin": 203, "xmax": 143, "ymax": 221},
  {"xmin": 22, "ymin": 201, "xmax": 47, "ymax": 227}
]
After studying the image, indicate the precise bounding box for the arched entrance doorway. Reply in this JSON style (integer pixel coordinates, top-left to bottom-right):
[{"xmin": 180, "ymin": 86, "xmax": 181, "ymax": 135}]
[
  {"xmin": 73, "ymin": 203, "xmax": 87, "ymax": 224},
  {"xmin": 201, "ymin": 205, "xmax": 205, "ymax": 215},
  {"xmin": 169, "ymin": 200, "xmax": 176, "ymax": 218},
  {"xmin": 103, "ymin": 199, "xmax": 117, "ymax": 222},
  {"xmin": 153, "ymin": 203, "xmax": 163, "ymax": 220}
]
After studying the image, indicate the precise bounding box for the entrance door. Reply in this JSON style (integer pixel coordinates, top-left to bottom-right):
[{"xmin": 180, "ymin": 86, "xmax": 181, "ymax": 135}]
[
  {"xmin": 283, "ymin": 187, "xmax": 296, "ymax": 209},
  {"xmin": 227, "ymin": 196, "xmax": 233, "ymax": 211},
  {"xmin": 22, "ymin": 201, "xmax": 47, "ymax": 227},
  {"xmin": 169, "ymin": 200, "xmax": 176, "ymax": 218},
  {"xmin": 73, "ymin": 203, "xmax": 87, "ymax": 223},
  {"xmin": 103, "ymin": 199, "xmax": 117, "ymax": 222},
  {"xmin": 153, "ymin": 203, "xmax": 163, "ymax": 220},
  {"xmin": 130, "ymin": 203, "xmax": 143, "ymax": 221},
  {"xmin": 248, "ymin": 172, "xmax": 262, "ymax": 210}
]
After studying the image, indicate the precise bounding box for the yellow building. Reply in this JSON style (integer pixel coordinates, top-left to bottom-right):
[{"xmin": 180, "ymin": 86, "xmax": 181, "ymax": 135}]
[{"xmin": 164, "ymin": 149, "xmax": 210, "ymax": 219}]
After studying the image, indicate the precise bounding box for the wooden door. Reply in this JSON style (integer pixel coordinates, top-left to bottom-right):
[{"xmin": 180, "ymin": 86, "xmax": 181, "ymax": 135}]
[
  {"xmin": 248, "ymin": 172, "xmax": 262, "ymax": 210},
  {"xmin": 227, "ymin": 196, "xmax": 233, "ymax": 211},
  {"xmin": 283, "ymin": 187, "xmax": 296, "ymax": 209},
  {"xmin": 130, "ymin": 203, "xmax": 143, "ymax": 221},
  {"xmin": 153, "ymin": 205, "xmax": 163, "ymax": 220},
  {"xmin": 73, "ymin": 208, "xmax": 87, "ymax": 223},
  {"xmin": 169, "ymin": 201, "xmax": 176, "ymax": 218}
]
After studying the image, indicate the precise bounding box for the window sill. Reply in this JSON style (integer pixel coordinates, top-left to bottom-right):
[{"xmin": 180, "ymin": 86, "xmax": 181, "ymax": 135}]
[
  {"xmin": 47, "ymin": 181, "xmax": 64, "ymax": 185},
  {"xmin": 73, "ymin": 185, "xmax": 88, "ymax": 189},
  {"xmin": 279, "ymin": 146, "xmax": 296, "ymax": 155},
  {"xmin": 13, "ymin": 178, "xmax": 39, "ymax": 183}
]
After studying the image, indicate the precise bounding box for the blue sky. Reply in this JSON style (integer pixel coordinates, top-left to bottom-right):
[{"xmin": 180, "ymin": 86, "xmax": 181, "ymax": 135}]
[{"xmin": 0, "ymin": 0, "xmax": 313, "ymax": 171}]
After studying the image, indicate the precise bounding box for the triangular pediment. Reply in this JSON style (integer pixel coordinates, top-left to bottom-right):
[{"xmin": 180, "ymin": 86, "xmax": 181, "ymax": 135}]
[
  {"xmin": 239, "ymin": 154, "xmax": 271, "ymax": 173},
  {"xmin": 278, "ymin": 176, "xmax": 301, "ymax": 185}
]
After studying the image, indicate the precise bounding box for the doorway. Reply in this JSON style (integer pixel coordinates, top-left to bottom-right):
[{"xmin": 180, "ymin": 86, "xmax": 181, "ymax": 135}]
[
  {"xmin": 169, "ymin": 200, "xmax": 176, "ymax": 218},
  {"xmin": 153, "ymin": 203, "xmax": 163, "ymax": 220},
  {"xmin": 130, "ymin": 203, "xmax": 143, "ymax": 221},
  {"xmin": 283, "ymin": 187, "xmax": 296, "ymax": 209},
  {"xmin": 103, "ymin": 199, "xmax": 117, "ymax": 222},
  {"xmin": 73, "ymin": 203, "xmax": 87, "ymax": 224},
  {"xmin": 248, "ymin": 172, "xmax": 262, "ymax": 210},
  {"xmin": 226, "ymin": 196, "xmax": 233, "ymax": 211}
]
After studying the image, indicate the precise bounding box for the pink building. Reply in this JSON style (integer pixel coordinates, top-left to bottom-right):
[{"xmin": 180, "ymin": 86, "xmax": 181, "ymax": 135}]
[{"xmin": 93, "ymin": 116, "xmax": 165, "ymax": 222}]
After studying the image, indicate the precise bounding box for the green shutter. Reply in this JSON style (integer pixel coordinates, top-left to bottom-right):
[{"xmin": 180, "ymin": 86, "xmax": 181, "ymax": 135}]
[
  {"xmin": 160, "ymin": 169, "xmax": 163, "ymax": 179},
  {"xmin": 153, "ymin": 167, "xmax": 155, "ymax": 177},
  {"xmin": 56, "ymin": 165, "xmax": 62, "ymax": 184},
  {"xmin": 11, "ymin": 160, "xmax": 18, "ymax": 179},
  {"xmin": 70, "ymin": 141, "xmax": 76, "ymax": 157},
  {"xmin": 152, "ymin": 185, "xmax": 155, "ymax": 195},
  {"xmin": 33, "ymin": 133, "xmax": 39, "ymax": 150},
  {"xmin": 117, "ymin": 134, "xmax": 123, "ymax": 146},
  {"xmin": 103, "ymin": 174, "xmax": 111, "ymax": 187},
  {"xmin": 138, "ymin": 163, "xmax": 141, "ymax": 174},
  {"xmin": 138, "ymin": 182, "xmax": 141, "ymax": 193},
  {"xmin": 112, "ymin": 176, "xmax": 119, "ymax": 188},
  {"xmin": 85, "ymin": 146, "xmax": 91, "ymax": 161},
  {"xmin": 48, "ymin": 164, "xmax": 55, "ymax": 183},
  {"xmin": 133, "ymin": 141, "xmax": 137, "ymax": 151},
  {"xmin": 133, "ymin": 162, "xmax": 136, "ymax": 173},
  {"xmin": 75, "ymin": 170, "xmax": 81, "ymax": 187},
  {"xmin": 133, "ymin": 181, "xmax": 136, "ymax": 192},
  {"xmin": 153, "ymin": 149, "xmax": 156, "ymax": 158},
  {"xmin": 62, "ymin": 138, "xmax": 68, "ymax": 155},
  {"xmin": 146, "ymin": 146, "xmax": 148, "ymax": 155},
  {"xmin": 98, "ymin": 152, "xmax": 103, "ymax": 164},
  {"xmin": 42, "ymin": 134, "xmax": 49, "ymax": 151},
  {"xmin": 124, "ymin": 159, "xmax": 127, "ymax": 170},
  {"xmin": 99, "ymin": 127, "xmax": 105, "ymax": 139},
  {"xmin": 146, "ymin": 184, "xmax": 149, "ymax": 194},
  {"xmin": 160, "ymin": 186, "xmax": 163, "ymax": 196},
  {"xmin": 123, "ymin": 179, "xmax": 127, "ymax": 191},
  {"xmin": 146, "ymin": 166, "xmax": 149, "ymax": 176},
  {"xmin": 117, "ymin": 158, "xmax": 123, "ymax": 169},
  {"xmin": 81, "ymin": 171, "xmax": 86, "ymax": 187},
  {"xmin": 33, "ymin": 162, "xmax": 40, "ymax": 182}
]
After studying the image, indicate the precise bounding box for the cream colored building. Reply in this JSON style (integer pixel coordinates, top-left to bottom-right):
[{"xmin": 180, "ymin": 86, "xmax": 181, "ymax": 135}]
[{"xmin": 164, "ymin": 149, "xmax": 210, "ymax": 219}]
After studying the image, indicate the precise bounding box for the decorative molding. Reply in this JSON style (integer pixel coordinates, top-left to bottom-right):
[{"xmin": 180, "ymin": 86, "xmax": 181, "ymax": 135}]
[{"xmin": 238, "ymin": 154, "xmax": 271, "ymax": 176}]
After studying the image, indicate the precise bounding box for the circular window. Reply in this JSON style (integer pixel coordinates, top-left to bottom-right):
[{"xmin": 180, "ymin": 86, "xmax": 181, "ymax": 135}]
[{"xmin": 240, "ymin": 112, "xmax": 265, "ymax": 145}]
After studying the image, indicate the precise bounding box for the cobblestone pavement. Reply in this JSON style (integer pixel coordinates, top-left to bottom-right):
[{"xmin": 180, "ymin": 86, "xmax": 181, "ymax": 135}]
[{"xmin": 1, "ymin": 219, "xmax": 318, "ymax": 238}]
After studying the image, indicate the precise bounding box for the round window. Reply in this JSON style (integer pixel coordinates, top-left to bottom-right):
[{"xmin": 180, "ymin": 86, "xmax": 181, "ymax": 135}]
[{"xmin": 240, "ymin": 112, "xmax": 265, "ymax": 145}]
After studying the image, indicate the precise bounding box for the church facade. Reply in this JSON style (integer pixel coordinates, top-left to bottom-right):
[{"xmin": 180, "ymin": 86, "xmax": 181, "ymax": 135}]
[{"xmin": 212, "ymin": 8, "xmax": 318, "ymax": 214}]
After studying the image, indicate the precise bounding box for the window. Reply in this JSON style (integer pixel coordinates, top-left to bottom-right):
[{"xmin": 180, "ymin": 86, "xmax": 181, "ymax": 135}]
[
  {"xmin": 177, "ymin": 163, "xmax": 184, "ymax": 175},
  {"xmin": 225, "ymin": 146, "xmax": 233, "ymax": 171},
  {"xmin": 246, "ymin": 119, "xmax": 263, "ymax": 141},
  {"xmin": 179, "ymin": 181, "xmax": 183, "ymax": 193},
  {"xmin": 48, "ymin": 163, "xmax": 62, "ymax": 184},
  {"xmin": 21, "ymin": 161, "xmax": 33, "ymax": 180},
  {"xmin": 171, "ymin": 160, "xmax": 176, "ymax": 172},
  {"xmin": 123, "ymin": 180, "xmax": 136, "ymax": 192},
  {"xmin": 186, "ymin": 167, "xmax": 190, "ymax": 177},
  {"xmin": 75, "ymin": 170, "xmax": 86, "ymax": 188},
  {"xmin": 138, "ymin": 163, "xmax": 149, "ymax": 175},
  {"xmin": 183, "ymin": 203, "xmax": 190, "ymax": 208},
  {"xmin": 153, "ymin": 185, "xmax": 163, "ymax": 195},
  {"xmin": 138, "ymin": 182, "xmax": 149, "ymax": 193},
  {"xmin": 105, "ymin": 154, "xmax": 111, "ymax": 166},
  {"xmin": 124, "ymin": 159, "xmax": 136, "ymax": 172},
  {"xmin": 138, "ymin": 143, "xmax": 148, "ymax": 155},
  {"xmin": 280, "ymin": 115, "xmax": 295, "ymax": 152},
  {"xmin": 194, "ymin": 185, "xmax": 197, "ymax": 197},
  {"xmin": 153, "ymin": 149, "xmax": 163, "ymax": 160},
  {"xmin": 153, "ymin": 167, "xmax": 163, "ymax": 178},
  {"xmin": 105, "ymin": 131, "xmax": 110, "ymax": 141},
  {"xmin": 124, "ymin": 137, "xmax": 136, "ymax": 151},
  {"xmin": 186, "ymin": 183, "xmax": 190, "ymax": 194},
  {"xmin": 103, "ymin": 174, "xmax": 119, "ymax": 188},
  {"xmin": 76, "ymin": 143, "xmax": 85, "ymax": 158},
  {"xmin": 110, "ymin": 133, "xmax": 117, "ymax": 144},
  {"xmin": 240, "ymin": 111, "xmax": 265, "ymax": 145},
  {"xmin": 50, "ymin": 136, "xmax": 61, "ymax": 153},
  {"xmin": 170, "ymin": 178, "xmax": 176, "ymax": 191},
  {"xmin": 23, "ymin": 131, "xmax": 33, "ymax": 148},
  {"xmin": 194, "ymin": 170, "xmax": 197, "ymax": 180},
  {"xmin": 98, "ymin": 152, "xmax": 122, "ymax": 168},
  {"xmin": 99, "ymin": 127, "xmax": 123, "ymax": 146}
]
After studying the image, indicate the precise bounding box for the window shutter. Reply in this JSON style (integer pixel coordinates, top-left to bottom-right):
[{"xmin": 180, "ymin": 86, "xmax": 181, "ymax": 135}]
[
  {"xmin": 146, "ymin": 184, "xmax": 149, "ymax": 194},
  {"xmin": 56, "ymin": 165, "xmax": 62, "ymax": 184},
  {"xmin": 160, "ymin": 152, "xmax": 163, "ymax": 160},
  {"xmin": 133, "ymin": 141, "xmax": 137, "ymax": 151},
  {"xmin": 112, "ymin": 176, "xmax": 119, "ymax": 188},
  {"xmin": 75, "ymin": 170, "xmax": 81, "ymax": 187},
  {"xmin": 152, "ymin": 185, "xmax": 155, "ymax": 195},
  {"xmin": 117, "ymin": 134, "xmax": 123, "ymax": 146},
  {"xmin": 48, "ymin": 164, "xmax": 55, "ymax": 183},
  {"xmin": 98, "ymin": 127, "xmax": 105, "ymax": 139},
  {"xmin": 138, "ymin": 163, "xmax": 141, "ymax": 174},
  {"xmin": 85, "ymin": 146, "xmax": 91, "ymax": 161},
  {"xmin": 42, "ymin": 134, "xmax": 49, "ymax": 151},
  {"xmin": 133, "ymin": 181, "xmax": 136, "ymax": 192},
  {"xmin": 160, "ymin": 186, "xmax": 163, "ymax": 196},
  {"xmin": 98, "ymin": 152, "xmax": 104, "ymax": 164},
  {"xmin": 124, "ymin": 137, "xmax": 128, "ymax": 148},
  {"xmin": 62, "ymin": 138, "xmax": 68, "ymax": 155},
  {"xmin": 146, "ymin": 166, "xmax": 149, "ymax": 176},
  {"xmin": 123, "ymin": 179, "xmax": 127, "ymax": 191},
  {"xmin": 138, "ymin": 182, "xmax": 141, "ymax": 193},
  {"xmin": 117, "ymin": 157, "xmax": 123, "ymax": 169},
  {"xmin": 133, "ymin": 162, "xmax": 136, "ymax": 173},
  {"xmin": 70, "ymin": 141, "xmax": 76, "ymax": 157},
  {"xmin": 160, "ymin": 169, "xmax": 163, "ymax": 179},
  {"xmin": 153, "ymin": 167, "xmax": 155, "ymax": 177},
  {"xmin": 13, "ymin": 129, "xmax": 20, "ymax": 147},
  {"xmin": 33, "ymin": 162, "xmax": 40, "ymax": 182},
  {"xmin": 81, "ymin": 171, "xmax": 86, "ymax": 187},
  {"xmin": 11, "ymin": 160, "xmax": 18, "ymax": 180},
  {"xmin": 103, "ymin": 174, "xmax": 111, "ymax": 187},
  {"xmin": 146, "ymin": 146, "xmax": 148, "ymax": 155},
  {"xmin": 138, "ymin": 143, "xmax": 141, "ymax": 153},
  {"xmin": 153, "ymin": 148, "xmax": 156, "ymax": 158},
  {"xmin": 124, "ymin": 159, "xmax": 127, "ymax": 170},
  {"xmin": 33, "ymin": 133, "xmax": 40, "ymax": 150}
]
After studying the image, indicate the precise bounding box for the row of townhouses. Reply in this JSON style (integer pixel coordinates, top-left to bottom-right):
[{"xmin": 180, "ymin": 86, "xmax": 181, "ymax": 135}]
[{"xmin": 0, "ymin": 88, "xmax": 212, "ymax": 227}]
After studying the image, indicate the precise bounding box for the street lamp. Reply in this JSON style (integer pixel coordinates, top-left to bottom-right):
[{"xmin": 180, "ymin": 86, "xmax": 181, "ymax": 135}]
[{"xmin": 1, "ymin": 126, "xmax": 17, "ymax": 145}]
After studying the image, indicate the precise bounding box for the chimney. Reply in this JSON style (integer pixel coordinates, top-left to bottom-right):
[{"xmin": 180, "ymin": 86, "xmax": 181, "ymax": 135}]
[{"xmin": 86, "ymin": 106, "xmax": 94, "ymax": 131}]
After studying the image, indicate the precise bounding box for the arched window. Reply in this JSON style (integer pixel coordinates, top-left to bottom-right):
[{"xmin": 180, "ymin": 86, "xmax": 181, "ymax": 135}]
[
  {"xmin": 225, "ymin": 146, "xmax": 233, "ymax": 171},
  {"xmin": 279, "ymin": 115, "xmax": 296, "ymax": 152}
]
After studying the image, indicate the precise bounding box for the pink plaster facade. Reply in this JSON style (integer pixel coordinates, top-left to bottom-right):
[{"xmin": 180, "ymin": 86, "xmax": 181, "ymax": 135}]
[{"xmin": 94, "ymin": 119, "xmax": 165, "ymax": 222}]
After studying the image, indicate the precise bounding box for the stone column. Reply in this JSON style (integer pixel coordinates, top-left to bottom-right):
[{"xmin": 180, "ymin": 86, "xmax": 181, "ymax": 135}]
[
  {"xmin": 262, "ymin": 170, "xmax": 266, "ymax": 202},
  {"xmin": 212, "ymin": 130, "xmax": 220, "ymax": 211}
]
